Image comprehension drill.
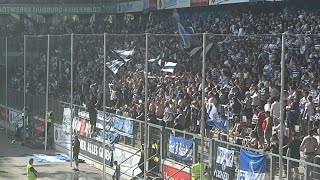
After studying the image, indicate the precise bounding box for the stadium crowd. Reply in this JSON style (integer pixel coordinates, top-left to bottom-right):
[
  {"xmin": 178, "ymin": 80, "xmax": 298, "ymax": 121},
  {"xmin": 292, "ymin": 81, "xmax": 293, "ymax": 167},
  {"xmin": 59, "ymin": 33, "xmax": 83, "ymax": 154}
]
[{"xmin": 4, "ymin": 2, "xmax": 320, "ymax": 172}]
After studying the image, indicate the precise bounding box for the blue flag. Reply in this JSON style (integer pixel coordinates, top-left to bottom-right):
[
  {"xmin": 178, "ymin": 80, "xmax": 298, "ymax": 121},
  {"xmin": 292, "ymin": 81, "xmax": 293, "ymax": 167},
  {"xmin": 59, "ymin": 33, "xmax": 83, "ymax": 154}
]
[
  {"xmin": 237, "ymin": 149, "xmax": 267, "ymax": 180},
  {"xmin": 168, "ymin": 135, "xmax": 193, "ymax": 162}
]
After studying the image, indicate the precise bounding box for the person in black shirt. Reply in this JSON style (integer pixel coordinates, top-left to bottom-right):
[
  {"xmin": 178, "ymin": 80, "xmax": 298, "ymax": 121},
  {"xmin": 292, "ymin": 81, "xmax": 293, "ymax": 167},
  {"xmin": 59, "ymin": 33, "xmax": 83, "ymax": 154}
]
[
  {"xmin": 72, "ymin": 135, "xmax": 80, "ymax": 171},
  {"xmin": 285, "ymin": 132, "xmax": 302, "ymax": 178}
]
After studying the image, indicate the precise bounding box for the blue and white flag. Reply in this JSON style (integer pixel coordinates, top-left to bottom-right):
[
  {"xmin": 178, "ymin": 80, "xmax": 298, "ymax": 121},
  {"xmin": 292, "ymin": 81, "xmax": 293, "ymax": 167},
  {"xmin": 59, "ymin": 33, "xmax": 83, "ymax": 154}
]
[
  {"xmin": 113, "ymin": 116, "xmax": 133, "ymax": 138},
  {"xmin": 148, "ymin": 52, "xmax": 164, "ymax": 66},
  {"xmin": 173, "ymin": 9, "xmax": 192, "ymax": 49},
  {"xmin": 169, "ymin": 135, "xmax": 193, "ymax": 162},
  {"xmin": 161, "ymin": 62, "xmax": 177, "ymax": 73},
  {"xmin": 106, "ymin": 60, "xmax": 124, "ymax": 74},
  {"xmin": 206, "ymin": 103, "xmax": 228, "ymax": 132},
  {"xmin": 114, "ymin": 49, "xmax": 134, "ymax": 59},
  {"xmin": 237, "ymin": 149, "xmax": 267, "ymax": 180}
]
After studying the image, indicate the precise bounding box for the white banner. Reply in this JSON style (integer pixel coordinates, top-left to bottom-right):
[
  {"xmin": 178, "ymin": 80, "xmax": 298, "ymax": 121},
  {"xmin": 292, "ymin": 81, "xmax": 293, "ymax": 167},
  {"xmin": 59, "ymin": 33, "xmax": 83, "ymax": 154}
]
[
  {"xmin": 117, "ymin": 1, "xmax": 144, "ymax": 13},
  {"xmin": 213, "ymin": 147, "xmax": 234, "ymax": 180},
  {"xmin": 157, "ymin": 0, "xmax": 191, "ymax": 9},
  {"xmin": 113, "ymin": 147, "xmax": 141, "ymax": 176},
  {"xmin": 54, "ymin": 123, "xmax": 71, "ymax": 150},
  {"xmin": 209, "ymin": 0, "xmax": 250, "ymax": 5},
  {"xmin": 9, "ymin": 109, "xmax": 23, "ymax": 127}
]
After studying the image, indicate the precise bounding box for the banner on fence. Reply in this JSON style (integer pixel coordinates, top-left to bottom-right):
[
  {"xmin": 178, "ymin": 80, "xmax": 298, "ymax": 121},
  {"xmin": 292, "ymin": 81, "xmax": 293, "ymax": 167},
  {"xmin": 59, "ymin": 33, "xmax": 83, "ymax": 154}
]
[
  {"xmin": 168, "ymin": 135, "xmax": 193, "ymax": 162},
  {"xmin": 163, "ymin": 165, "xmax": 191, "ymax": 180},
  {"xmin": 157, "ymin": 0, "xmax": 191, "ymax": 9},
  {"xmin": 113, "ymin": 147, "xmax": 141, "ymax": 176},
  {"xmin": 10, "ymin": 109, "xmax": 23, "ymax": 127},
  {"xmin": 117, "ymin": 1, "xmax": 143, "ymax": 13},
  {"xmin": 209, "ymin": 0, "xmax": 250, "ymax": 5},
  {"xmin": 34, "ymin": 117, "xmax": 45, "ymax": 134},
  {"xmin": 63, "ymin": 108, "xmax": 72, "ymax": 131},
  {"xmin": 54, "ymin": 123, "xmax": 71, "ymax": 150},
  {"xmin": 143, "ymin": 0, "xmax": 157, "ymax": 11},
  {"xmin": 0, "ymin": 105, "xmax": 8, "ymax": 121},
  {"xmin": 0, "ymin": 4, "xmax": 117, "ymax": 14},
  {"xmin": 191, "ymin": 0, "xmax": 209, "ymax": 7},
  {"xmin": 79, "ymin": 137, "xmax": 113, "ymax": 166},
  {"xmin": 213, "ymin": 147, "xmax": 234, "ymax": 180},
  {"xmin": 113, "ymin": 116, "xmax": 133, "ymax": 138},
  {"xmin": 237, "ymin": 149, "xmax": 267, "ymax": 180}
]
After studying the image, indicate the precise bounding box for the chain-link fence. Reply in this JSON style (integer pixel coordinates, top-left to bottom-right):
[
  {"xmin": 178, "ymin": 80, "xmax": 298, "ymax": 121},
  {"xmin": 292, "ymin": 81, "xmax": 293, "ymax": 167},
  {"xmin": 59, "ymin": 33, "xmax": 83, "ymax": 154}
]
[{"xmin": 2, "ymin": 33, "xmax": 320, "ymax": 180}]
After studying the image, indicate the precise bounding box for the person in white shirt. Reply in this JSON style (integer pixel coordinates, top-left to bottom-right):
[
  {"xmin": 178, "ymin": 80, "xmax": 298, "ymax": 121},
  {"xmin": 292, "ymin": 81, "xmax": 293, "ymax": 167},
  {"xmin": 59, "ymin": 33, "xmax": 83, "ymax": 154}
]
[
  {"xmin": 270, "ymin": 97, "xmax": 281, "ymax": 127},
  {"xmin": 303, "ymin": 96, "xmax": 315, "ymax": 133}
]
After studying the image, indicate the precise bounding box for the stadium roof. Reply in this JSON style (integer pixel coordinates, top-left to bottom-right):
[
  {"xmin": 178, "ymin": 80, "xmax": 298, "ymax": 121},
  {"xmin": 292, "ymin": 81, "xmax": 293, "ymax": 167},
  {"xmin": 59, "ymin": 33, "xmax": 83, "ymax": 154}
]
[{"xmin": 0, "ymin": 0, "xmax": 133, "ymax": 4}]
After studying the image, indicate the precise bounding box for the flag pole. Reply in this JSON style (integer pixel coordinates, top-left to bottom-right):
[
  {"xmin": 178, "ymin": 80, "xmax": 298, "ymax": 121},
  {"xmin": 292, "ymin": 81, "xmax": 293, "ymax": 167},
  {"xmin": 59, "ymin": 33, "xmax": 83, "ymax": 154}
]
[
  {"xmin": 144, "ymin": 33, "xmax": 149, "ymax": 180},
  {"xmin": 102, "ymin": 33, "xmax": 107, "ymax": 179},
  {"xmin": 200, "ymin": 33, "xmax": 206, "ymax": 180}
]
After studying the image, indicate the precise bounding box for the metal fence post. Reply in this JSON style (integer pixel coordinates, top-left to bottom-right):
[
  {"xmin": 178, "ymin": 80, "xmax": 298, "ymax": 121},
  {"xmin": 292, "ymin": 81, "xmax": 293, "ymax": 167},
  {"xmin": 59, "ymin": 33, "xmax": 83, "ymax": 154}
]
[
  {"xmin": 5, "ymin": 36, "xmax": 8, "ymax": 134},
  {"xmin": 70, "ymin": 33, "xmax": 74, "ymax": 167},
  {"xmin": 23, "ymin": 35, "xmax": 26, "ymax": 145},
  {"xmin": 304, "ymin": 162, "xmax": 308, "ymax": 180},
  {"xmin": 144, "ymin": 32, "xmax": 149, "ymax": 180},
  {"xmin": 45, "ymin": 34, "xmax": 50, "ymax": 152},
  {"xmin": 270, "ymin": 155, "xmax": 273, "ymax": 180},
  {"xmin": 279, "ymin": 32, "xmax": 286, "ymax": 180},
  {"xmin": 102, "ymin": 32, "xmax": 107, "ymax": 180},
  {"xmin": 200, "ymin": 32, "xmax": 207, "ymax": 180}
]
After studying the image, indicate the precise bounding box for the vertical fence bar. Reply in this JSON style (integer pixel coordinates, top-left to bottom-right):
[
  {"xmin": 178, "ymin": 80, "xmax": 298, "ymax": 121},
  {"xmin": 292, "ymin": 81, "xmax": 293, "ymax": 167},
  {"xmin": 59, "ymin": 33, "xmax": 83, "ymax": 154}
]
[
  {"xmin": 270, "ymin": 155, "xmax": 273, "ymax": 180},
  {"xmin": 144, "ymin": 32, "xmax": 149, "ymax": 180},
  {"xmin": 279, "ymin": 33, "xmax": 286, "ymax": 180},
  {"xmin": 23, "ymin": 35, "xmax": 26, "ymax": 144},
  {"xmin": 200, "ymin": 33, "xmax": 206, "ymax": 180},
  {"xmin": 70, "ymin": 33, "xmax": 74, "ymax": 167},
  {"xmin": 5, "ymin": 36, "xmax": 8, "ymax": 134},
  {"xmin": 45, "ymin": 34, "xmax": 50, "ymax": 152},
  {"xmin": 102, "ymin": 33, "xmax": 107, "ymax": 179}
]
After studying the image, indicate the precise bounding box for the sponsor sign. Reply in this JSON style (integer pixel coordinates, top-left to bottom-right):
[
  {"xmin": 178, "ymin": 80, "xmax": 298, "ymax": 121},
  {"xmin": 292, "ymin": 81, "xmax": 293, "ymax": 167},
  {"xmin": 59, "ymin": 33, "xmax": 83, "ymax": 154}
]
[
  {"xmin": 157, "ymin": 0, "xmax": 191, "ymax": 9},
  {"xmin": 79, "ymin": 137, "xmax": 113, "ymax": 166},
  {"xmin": 113, "ymin": 147, "xmax": 141, "ymax": 176},
  {"xmin": 54, "ymin": 123, "xmax": 71, "ymax": 150},
  {"xmin": 213, "ymin": 147, "xmax": 234, "ymax": 180},
  {"xmin": 163, "ymin": 165, "xmax": 191, "ymax": 180},
  {"xmin": 117, "ymin": 1, "xmax": 143, "ymax": 13},
  {"xmin": 143, "ymin": 0, "xmax": 157, "ymax": 11},
  {"xmin": 191, "ymin": 0, "xmax": 209, "ymax": 6},
  {"xmin": 209, "ymin": 0, "xmax": 250, "ymax": 5},
  {"xmin": 34, "ymin": 117, "xmax": 45, "ymax": 134},
  {"xmin": 0, "ymin": 4, "xmax": 117, "ymax": 14}
]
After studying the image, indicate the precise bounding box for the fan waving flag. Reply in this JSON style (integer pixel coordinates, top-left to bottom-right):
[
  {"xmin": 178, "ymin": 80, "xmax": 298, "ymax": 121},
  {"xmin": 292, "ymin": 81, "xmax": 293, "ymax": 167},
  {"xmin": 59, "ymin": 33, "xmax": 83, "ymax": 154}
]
[
  {"xmin": 106, "ymin": 60, "xmax": 124, "ymax": 74},
  {"xmin": 206, "ymin": 103, "xmax": 228, "ymax": 132},
  {"xmin": 237, "ymin": 149, "xmax": 267, "ymax": 180},
  {"xmin": 161, "ymin": 62, "xmax": 177, "ymax": 73},
  {"xmin": 173, "ymin": 9, "xmax": 192, "ymax": 49},
  {"xmin": 114, "ymin": 49, "xmax": 135, "ymax": 62},
  {"xmin": 148, "ymin": 52, "xmax": 164, "ymax": 66}
]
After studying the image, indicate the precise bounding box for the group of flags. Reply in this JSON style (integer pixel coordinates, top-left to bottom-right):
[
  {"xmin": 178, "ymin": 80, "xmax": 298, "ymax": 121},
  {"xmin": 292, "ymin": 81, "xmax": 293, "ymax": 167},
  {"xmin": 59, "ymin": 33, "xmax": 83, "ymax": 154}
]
[{"xmin": 106, "ymin": 9, "xmax": 210, "ymax": 75}]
